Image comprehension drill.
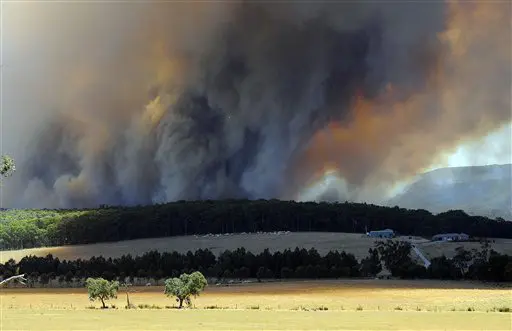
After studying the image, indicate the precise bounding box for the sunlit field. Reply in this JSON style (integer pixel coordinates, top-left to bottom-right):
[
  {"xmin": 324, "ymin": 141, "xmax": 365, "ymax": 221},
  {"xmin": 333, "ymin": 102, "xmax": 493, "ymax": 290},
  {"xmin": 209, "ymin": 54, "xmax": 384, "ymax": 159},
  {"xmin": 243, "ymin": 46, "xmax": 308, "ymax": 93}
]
[{"xmin": 1, "ymin": 280, "xmax": 510, "ymax": 330}]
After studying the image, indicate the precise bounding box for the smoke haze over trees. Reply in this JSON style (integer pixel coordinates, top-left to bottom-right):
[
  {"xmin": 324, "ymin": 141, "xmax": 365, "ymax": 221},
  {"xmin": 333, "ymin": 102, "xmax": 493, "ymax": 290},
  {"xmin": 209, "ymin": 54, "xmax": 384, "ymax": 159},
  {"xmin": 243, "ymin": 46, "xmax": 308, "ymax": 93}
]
[
  {"xmin": 2, "ymin": 1, "xmax": 511, "ymax": 209},
  {"xmin": 388, "ymin": 164, "xmax": 512, "ymax": 220}
]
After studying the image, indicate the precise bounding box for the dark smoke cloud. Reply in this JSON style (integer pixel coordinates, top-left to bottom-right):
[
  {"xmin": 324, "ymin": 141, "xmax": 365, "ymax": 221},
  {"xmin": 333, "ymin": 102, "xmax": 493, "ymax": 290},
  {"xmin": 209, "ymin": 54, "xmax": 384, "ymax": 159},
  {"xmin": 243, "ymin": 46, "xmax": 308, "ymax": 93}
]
[{"xmin": 2, "ymin": 1, "xmax": 508, "ymax": 208}]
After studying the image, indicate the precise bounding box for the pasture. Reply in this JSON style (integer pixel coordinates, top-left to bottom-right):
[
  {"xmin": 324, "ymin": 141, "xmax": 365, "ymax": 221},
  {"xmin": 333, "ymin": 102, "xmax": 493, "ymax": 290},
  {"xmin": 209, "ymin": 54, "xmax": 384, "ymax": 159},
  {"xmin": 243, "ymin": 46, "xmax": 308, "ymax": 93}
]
[
  {"xmin": 1, "ymin": 232, "xmax": 511, "ymax": 263},
  {"xmin": 1, "ymin": 280, "xmax": 511, "ymax": 330}
]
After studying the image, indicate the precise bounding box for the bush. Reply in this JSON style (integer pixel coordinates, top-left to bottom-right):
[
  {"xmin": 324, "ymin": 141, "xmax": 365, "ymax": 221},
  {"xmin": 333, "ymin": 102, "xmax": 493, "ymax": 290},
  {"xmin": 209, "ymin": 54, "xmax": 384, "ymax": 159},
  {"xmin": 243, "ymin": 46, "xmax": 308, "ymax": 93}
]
[
  {"xmin": 164, "ymin": 271, "xmax": 207, "ymax": 309},
  {"xmin": 85, "ymin": 278, "xmax": 119, "ymax": 309}
]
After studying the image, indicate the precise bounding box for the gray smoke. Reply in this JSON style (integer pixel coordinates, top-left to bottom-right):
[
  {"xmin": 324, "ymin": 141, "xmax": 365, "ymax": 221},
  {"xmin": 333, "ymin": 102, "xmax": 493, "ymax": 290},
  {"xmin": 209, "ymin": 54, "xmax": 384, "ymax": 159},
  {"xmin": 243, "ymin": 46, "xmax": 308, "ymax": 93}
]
[{"xmin": 2, "ymin": 1, "xmax": 509, "ymax": 208}]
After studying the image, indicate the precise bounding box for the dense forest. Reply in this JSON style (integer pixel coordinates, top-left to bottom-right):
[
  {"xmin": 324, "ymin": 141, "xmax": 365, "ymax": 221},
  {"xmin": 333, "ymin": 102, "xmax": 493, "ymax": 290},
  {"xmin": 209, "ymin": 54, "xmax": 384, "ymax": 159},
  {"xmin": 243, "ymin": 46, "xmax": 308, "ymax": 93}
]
[
  {"xmin": 1, "ymin": 200, "xmax": 511, "ymax": 250},
  {"xmin": 1, "ymin": 241, "xmax": 511, "ymax": 285}
]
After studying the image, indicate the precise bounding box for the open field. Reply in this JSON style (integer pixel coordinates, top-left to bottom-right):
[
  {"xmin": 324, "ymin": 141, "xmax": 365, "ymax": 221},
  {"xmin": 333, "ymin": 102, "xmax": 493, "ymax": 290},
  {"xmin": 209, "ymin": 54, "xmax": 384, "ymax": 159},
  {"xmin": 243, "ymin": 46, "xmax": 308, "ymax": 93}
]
[
  {"xmin": 1, "ymin": 280, "xmax": 510, "ymax": 330},
  {"xmin": 1, "ymin": 232, "xmax": 512, "ymax": 263},
  {"xmin": 4, "ymin": 310, "xmax": 511, "ymax": 331}
]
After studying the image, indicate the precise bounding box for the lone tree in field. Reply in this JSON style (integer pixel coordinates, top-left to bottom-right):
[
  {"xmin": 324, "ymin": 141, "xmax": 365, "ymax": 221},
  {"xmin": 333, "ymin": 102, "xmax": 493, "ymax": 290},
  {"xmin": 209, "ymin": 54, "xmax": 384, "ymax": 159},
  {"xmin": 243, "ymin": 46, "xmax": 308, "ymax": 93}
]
[
  {"xmin": 164, "ymin": 271, "xmax": 207, "ymax": 308},
  {"xmin": 0, "ymin": 155, "xmax": 15, "ymax": 179},
  {"xmin": 85, "ymin": 277, "xmax": 120, "ymax": 309}
]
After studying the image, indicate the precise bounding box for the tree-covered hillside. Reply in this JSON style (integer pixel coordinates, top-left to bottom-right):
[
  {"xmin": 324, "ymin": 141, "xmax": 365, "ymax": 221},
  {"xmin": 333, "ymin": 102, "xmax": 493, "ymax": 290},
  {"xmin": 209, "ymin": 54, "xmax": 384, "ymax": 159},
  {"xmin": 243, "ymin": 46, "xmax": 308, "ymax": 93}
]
[
  {"xmin": 1, "ymin": 200, "xmax": 511, "ymax": 250},
  {"xmin": 0, "ymin": 209, "xmax": 90, "ymax": 249},
  {"xmin": 389, "ymin": 164, "xmax": 512, "ymax": 219}
]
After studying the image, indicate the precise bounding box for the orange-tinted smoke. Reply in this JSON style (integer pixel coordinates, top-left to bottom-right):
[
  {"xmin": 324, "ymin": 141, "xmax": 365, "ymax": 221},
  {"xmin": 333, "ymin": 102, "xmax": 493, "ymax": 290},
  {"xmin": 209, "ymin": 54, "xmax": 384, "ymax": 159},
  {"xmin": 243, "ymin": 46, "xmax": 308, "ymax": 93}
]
[{"xmin": 291, "ymin": 0, "xmax": 512, "ymax": 201}]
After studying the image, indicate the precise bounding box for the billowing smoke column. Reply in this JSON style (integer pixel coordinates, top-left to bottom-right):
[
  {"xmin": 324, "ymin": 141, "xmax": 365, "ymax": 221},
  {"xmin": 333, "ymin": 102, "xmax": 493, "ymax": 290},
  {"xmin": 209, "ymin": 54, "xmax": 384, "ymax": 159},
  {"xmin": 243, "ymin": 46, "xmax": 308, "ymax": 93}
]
[{"xmin": 2, "ymin": 1, "xmax": 510, "ymax": 208}]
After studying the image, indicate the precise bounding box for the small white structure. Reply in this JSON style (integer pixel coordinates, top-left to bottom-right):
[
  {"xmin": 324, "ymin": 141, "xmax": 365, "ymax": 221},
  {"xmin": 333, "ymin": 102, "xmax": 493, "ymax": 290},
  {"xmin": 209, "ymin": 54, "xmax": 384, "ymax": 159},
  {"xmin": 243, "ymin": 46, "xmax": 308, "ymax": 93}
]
[{"xmin": 431, "ymin": 233, "xmax": 469, "ymax": 242}]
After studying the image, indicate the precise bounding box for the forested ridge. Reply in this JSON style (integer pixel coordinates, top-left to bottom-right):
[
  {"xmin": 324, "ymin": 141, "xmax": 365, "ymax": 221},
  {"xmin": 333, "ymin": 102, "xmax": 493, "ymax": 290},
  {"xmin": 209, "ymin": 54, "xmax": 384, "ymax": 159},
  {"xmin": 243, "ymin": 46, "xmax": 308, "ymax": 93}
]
[
  {"xmin": 1, "ymin": 200, "xmax": 511, "ymax": 250},
  {"xmin": 2, "ymin": 241, "xmax": 511, "ymax": 285}
]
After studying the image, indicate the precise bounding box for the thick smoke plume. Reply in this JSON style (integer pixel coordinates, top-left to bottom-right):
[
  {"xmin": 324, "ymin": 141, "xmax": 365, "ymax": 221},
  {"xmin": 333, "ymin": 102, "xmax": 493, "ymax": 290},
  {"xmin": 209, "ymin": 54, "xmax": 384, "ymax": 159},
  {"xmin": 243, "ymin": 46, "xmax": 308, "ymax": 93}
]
[{"xmin": 2, "ymin": 1, "xmax": 511, "ymax": 208}]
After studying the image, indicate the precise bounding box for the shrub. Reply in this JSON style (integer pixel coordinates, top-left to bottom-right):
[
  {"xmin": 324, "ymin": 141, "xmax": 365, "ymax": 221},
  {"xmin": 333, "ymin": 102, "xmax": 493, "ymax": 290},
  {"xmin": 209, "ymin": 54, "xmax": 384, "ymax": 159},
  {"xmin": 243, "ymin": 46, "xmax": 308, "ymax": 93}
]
[
  {"xmin": 85, "ymin": 278, "xmax": 119, "ymax": 309},
  {"xmin": 164, "ymin": 271, "xmax": 207, "ymax": 309}
]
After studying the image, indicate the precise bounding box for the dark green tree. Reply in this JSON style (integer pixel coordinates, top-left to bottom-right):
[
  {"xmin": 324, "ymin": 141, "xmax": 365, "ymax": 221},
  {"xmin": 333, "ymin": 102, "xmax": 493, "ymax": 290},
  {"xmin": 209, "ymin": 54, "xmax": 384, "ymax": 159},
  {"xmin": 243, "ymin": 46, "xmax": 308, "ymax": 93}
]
[
  {"xmin": 427, "ymin": 256, "xmax": 459, "ymax": 279},
  {"xmin": 360, "ymin": 248, "xmax": 382, "ymax": 277},
  {"xmin": 85, "ymin": 277, "xmax": 120, "ymax": 308},
  {"xmin": 164, "ymin": 271, "xmax": 207, "ymax": 308},
  {"xmin": 375, "ymin": 240, "xmax": 424, "ymax": 278}
]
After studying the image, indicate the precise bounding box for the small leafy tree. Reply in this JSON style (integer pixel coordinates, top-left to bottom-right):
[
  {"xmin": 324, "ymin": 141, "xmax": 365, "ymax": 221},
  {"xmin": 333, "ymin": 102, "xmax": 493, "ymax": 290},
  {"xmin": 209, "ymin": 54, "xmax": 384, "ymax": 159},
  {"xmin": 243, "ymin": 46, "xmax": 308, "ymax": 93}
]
[
  {"xmin": 85, "ymin": 277, "xmax": 119, "ymax": 309},
  {"xmin": 0, "ymin": 155, "xmax": 15, "ymax": 184},
  {"xmin": 164, "ymin": 271, "xmax": 207, "ymax": 308}
]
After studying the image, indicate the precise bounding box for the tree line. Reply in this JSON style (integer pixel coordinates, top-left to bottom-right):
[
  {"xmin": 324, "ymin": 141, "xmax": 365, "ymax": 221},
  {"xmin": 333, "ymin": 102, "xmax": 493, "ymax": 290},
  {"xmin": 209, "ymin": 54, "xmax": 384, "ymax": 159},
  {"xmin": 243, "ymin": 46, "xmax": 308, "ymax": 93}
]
[
  {"xmin": 1, "ymin": 200, "xmax": 511, "ymax": 250},
  {"xmin": 1, "ymin": 241, "xmax": 510, "ymax": 285}
]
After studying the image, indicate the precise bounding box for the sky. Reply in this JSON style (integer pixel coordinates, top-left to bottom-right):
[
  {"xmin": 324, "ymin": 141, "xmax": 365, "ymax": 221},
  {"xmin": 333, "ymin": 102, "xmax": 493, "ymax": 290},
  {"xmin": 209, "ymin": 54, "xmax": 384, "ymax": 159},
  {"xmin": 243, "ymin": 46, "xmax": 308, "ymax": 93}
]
[{"xmin": 0, "ymin": 0, "xmax": 510, "ymax": 208}]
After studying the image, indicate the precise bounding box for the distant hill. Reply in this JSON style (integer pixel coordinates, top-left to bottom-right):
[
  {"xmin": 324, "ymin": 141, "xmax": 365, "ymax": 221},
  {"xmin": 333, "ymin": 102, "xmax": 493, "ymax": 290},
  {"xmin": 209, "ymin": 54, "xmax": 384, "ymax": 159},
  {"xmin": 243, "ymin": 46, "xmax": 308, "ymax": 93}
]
[{"xmin": 388, "ymin": 164, "xmax": 512, "ymax": 219}]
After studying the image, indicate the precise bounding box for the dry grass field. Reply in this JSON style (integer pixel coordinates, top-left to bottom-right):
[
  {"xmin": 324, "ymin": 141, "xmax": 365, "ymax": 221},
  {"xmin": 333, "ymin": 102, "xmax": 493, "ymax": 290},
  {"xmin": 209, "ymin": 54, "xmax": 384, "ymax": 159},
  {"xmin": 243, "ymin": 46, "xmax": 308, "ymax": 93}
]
[
  {"xmin": 1, "ymin": 232, "xmax": 511, "ymax": 263},
  {"xmin": 1, "ymin": 232, "xmax": 510, "ymax": 329},
  {"xmin": 1, "ymin": 280, "xmax": 510, "ymax": 330}
]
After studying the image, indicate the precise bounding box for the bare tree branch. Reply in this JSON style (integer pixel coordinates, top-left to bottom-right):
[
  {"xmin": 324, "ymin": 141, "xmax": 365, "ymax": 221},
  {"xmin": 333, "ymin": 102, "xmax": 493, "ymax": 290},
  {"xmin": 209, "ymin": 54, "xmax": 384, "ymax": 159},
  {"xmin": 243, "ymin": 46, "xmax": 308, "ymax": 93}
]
[{"xmin": 0, "ymin": 274, "xmax": 27, "ymax": 287}]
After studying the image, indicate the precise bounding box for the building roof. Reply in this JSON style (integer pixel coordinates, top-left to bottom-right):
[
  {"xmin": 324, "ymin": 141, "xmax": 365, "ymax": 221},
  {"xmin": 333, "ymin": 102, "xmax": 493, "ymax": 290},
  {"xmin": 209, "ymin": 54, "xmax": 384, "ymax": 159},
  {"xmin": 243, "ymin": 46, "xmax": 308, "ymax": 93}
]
[{"xmin": 432, "ymin": 233, "xmax": 469, "ymax": 237}]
